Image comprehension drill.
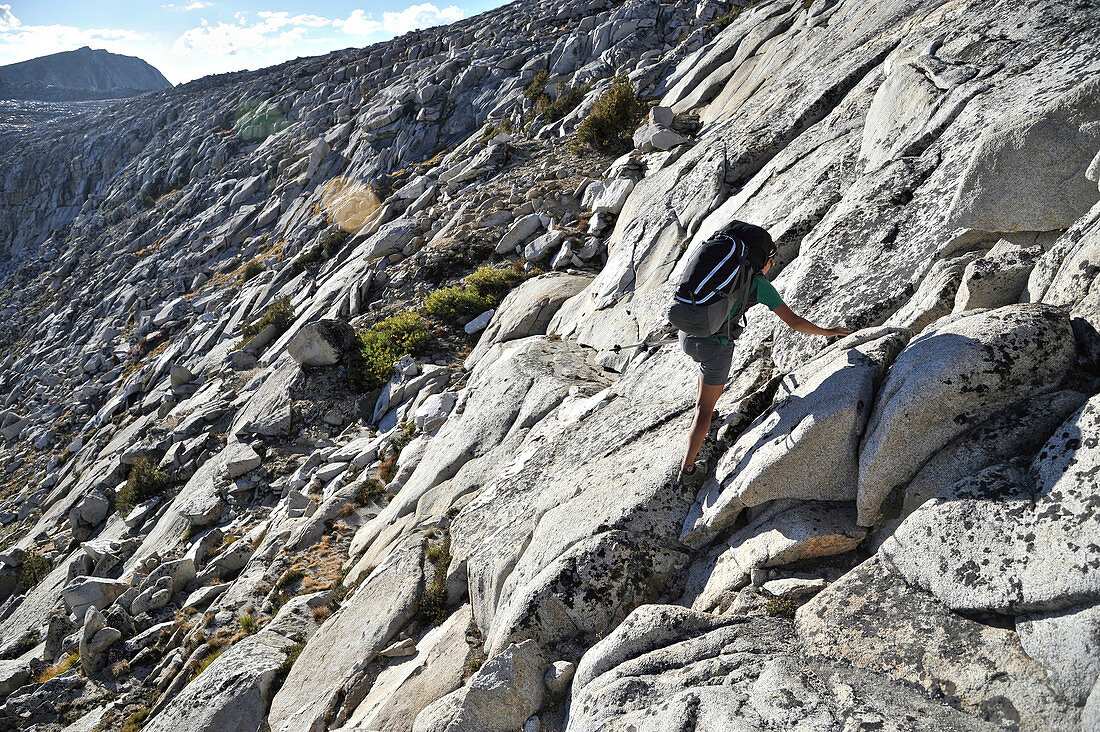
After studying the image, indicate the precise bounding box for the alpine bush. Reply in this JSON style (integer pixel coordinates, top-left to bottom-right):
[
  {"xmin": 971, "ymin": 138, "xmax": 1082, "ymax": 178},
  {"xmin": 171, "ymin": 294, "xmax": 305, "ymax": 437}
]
[
  {"xmin": 239, "ymin": 295, "xmax": 295, "ymax": 346},
  {"xmin": 117, "ymin": 457, "xmax": 170, "ymax": 516},
  {"xmin": 348, "ymin": 312, "xmax": 430, "ymax": 392},
  {"xmin": 424, "ymin": 286, "xmax": 491, "ymax": 326},
  {"xmin": 573, "ymin": 76, "xmax": 647, "ymax": 152}
]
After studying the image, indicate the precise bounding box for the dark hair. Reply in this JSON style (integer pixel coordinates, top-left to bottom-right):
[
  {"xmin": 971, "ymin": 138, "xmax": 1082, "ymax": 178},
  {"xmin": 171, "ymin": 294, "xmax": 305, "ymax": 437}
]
[{"xmin": 720, "ymin": 220, "xmax": 776, "ymax": 272}]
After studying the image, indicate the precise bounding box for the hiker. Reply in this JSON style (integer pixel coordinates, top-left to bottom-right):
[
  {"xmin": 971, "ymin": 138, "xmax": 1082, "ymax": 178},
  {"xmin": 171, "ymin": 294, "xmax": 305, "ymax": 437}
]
[{"xmin": 670, "ymin": 221, "xmax": 851, "ymax": 488}]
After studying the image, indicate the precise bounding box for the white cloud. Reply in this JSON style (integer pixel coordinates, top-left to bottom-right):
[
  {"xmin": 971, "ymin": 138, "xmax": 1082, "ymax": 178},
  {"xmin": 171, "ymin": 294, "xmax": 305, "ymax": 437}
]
[
  {"xmin": 0, "ymin": 4, "xmax": 21, "ymax": 31},
  {"xmin": 336, "ymin": 9, "xmax": 382, "ymax": 36},
  {"xmin": 337, "ymin": 4, "xmax": 464, "ymax": 37},
  {"xmin": 382, "ymin": 3, "xmax": 464, "ymax": 34},
  {"xmin": 184, "ymin": 1, "xmax": 212, "ymax": 9},
  {"xmin": 172, "ymin": 12, "xmax": 333, "ymax": 56}
]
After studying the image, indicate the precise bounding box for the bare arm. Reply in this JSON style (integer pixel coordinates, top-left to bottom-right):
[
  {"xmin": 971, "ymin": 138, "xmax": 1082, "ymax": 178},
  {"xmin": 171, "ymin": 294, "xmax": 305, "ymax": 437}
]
[{"xmin": 774, "ymin": 304, "xmax": 852, "ymax": 337}]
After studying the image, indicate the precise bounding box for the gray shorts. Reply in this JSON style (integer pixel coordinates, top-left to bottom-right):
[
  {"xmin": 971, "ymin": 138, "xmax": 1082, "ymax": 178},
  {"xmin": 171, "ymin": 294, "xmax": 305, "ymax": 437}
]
[{"xmin": 679, "ymin": 331, "xmax": 734, "ymax": 386}]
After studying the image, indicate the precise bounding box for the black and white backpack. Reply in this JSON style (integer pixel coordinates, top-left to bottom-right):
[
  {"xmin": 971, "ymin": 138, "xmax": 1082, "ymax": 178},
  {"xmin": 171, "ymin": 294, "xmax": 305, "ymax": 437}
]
[{"xmin": 667, "ymin": 221, "xmax": 773, "ymax": 339}]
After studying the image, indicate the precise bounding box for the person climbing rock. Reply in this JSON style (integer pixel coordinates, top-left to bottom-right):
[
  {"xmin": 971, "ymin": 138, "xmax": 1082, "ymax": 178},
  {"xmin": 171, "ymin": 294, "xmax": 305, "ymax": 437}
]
[{"xmin": 669, "ymin": 221, "xmax": 852, "ymax": 488}]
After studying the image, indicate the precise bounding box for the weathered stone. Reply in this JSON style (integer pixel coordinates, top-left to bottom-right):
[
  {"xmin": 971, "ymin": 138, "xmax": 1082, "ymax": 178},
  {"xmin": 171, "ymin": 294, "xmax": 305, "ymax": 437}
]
[
  {"xmin": 61, "ymin": 577, "xmax": 130, "ymax": 619},
  {"xmin": 1016, "ymin": 602, "xmax": 1100, "ymax": 706},
  {"xmin": 683, "ymin": 502, "xmax": 864, "ymax": 613},
  {"xmin": 797, "ymin": 556, "xmax": 1078, "ymax": 730},
  {"xmin": 953, "ymin": 239, "xmax": 1041, "ymax": 313},
  {"xmin": 857, "ymin": 305, "xmax": 1076, "ymax": 526},
  {"xmin": 287, "ymin": 319, "xmax": 355, "ymax": 367},
  {"xmin": 881, "ymin": 393, "xmax": 1100, "ymax": 615},
  {"xmin": 413, "ymin": 639, "xmax": 545, "ymax": 732},
  {"xmin": 683, "ymin": 328, "xmax": 907, "ymax": 546},
  {"xmin": 222, "ymin": 440, "xmax": 261, "ymax": 479},
  {"xmin": 947, "ymin": 77, "xmax": 1100, "ymax": 232}
]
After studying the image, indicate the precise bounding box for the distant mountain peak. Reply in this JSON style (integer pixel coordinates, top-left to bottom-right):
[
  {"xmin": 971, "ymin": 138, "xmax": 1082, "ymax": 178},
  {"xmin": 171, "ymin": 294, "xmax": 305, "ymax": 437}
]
[{"xmin": 0, "ymin": 46, "xmax": 172, "ymax": 95}]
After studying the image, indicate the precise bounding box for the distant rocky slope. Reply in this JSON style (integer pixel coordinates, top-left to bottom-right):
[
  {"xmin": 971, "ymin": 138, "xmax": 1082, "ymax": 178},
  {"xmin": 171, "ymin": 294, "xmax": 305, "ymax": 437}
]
[
  {"xmin": 0, "ymin": 46, "xmax": 171, "ymax": 101},
  {"xmin": 0, "ymin": 0, "xmax": 1098, "ymax": 730}
]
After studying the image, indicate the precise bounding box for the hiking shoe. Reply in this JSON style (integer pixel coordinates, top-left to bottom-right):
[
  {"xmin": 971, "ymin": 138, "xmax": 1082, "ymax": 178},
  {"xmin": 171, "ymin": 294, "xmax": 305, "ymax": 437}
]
[{"xmin": 679, "ymin": 462, "xmax": 707, "ymax": 489}]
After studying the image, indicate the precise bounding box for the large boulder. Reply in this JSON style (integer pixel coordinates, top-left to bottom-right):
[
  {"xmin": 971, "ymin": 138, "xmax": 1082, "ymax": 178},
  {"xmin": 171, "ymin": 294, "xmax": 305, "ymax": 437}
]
[
  {"xmin": 144, "ymin": 629, "xmax": 301, "ymax": 732},
  {"xmin": 682, "ymin": 327, "xmax": 907, "ymax": 546},
  {"xmin": 857, "ymin": 304, "xmax": 1075, "ymax": 526},
  {"xmin": 465, "ymin": 273, "xmax": 593, "ymax": 370},
  {"xmin": 1016, "ymin": 602, "xmax": 1100, "ymax": 707},
  {"xmin": 880, "ymin": 393, "xmax": 1100, "ymax": 615},
  {"xmin": 797, "ymin": 556, "xmax": 1079, "ymax": 731},
  {"xmin": 287, "ymin": 319, "xmax": 356, "ymax": 367},
  {"xmin": 341, "ymin": 605, "xmax": 473, "ymax": 731},
  {"xmin": 567, "ymin": 603, "xmax": 993, "ymax": 732},
  {"xmin": 682, "ymin": 502, "xmax": 865, "ymax": 613},
  {"xmin": 1027, "ymin": 203, "xmax": 1100, "ymax": 365},
  {"xmin": 230, "ymin": 354, "xmax": 302, "ymax": 438},
  {"xmin": 953, "ymin": 239, "xmax": 1041, "ymax": 313},
  {"xmin": 61, "ymin": 577, "xmax": 129, "ymax": 619},
  {"xmin": 412, "ymin": 639, "xmax": 544, "ymax": 732},
  {"xmin": 872, "ymin": 389, "xmax": 1088, "ymax": 547},
  {"xmin": 946, "ymin": 77, "xmax": 1100, "ymax": 232}
]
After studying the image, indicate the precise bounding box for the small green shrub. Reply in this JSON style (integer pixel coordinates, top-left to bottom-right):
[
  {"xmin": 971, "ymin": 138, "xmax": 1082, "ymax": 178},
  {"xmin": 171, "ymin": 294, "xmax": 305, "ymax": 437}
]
[
  {"xmin": 355, "ymin": 478, "xmax": 385, "ymax": 506},
  {"xmin": 120, "ymin": 708, "xmax": 150, "ymax": 732},
  {"xmin": 239, "ymin": 614, "xmax": 258, "ymax": 634},
  {"xmin": 271, "ymin": 642, "xmax": 304, "ymax": 693},
  {"xmin": 523, "ymin": 70, "xmax": 549, "ymax": 103},
  {"xmin": 418, "ymin": 532, "xmax": 452, "ymax": 627},
  {"xmin": 765, "ymin": 595, "xmax": 799, "ymax": 619},
  {"xmin": 289, "ymin": 245, "xmax": 324, "ymax": 276},
  {"xmin": 479, "ymin": 118, "xmax": 513, "ymax": 144},
  {"xmin": 348, "ymin": 312, "xmax": 430, "ymax": 393},
  {"xmin": 708, "ymin": 7, "xmax": 742, "ymax": 28},
  {"xmin": 424, "ymin": 286, "xmax": 491, "ymax": 326},
  {"xmin": 573, "ymin": 76, "xmax": 647, "ymax": 152},
  {"xmin": 542, "ymin": 82, "xmax": 592, "ymax": 123},
  {"xmin": 240, "ymin": 259, "xmax": 266, "ymax": 283},
  {"xmin": 239, "ymin": 295, "xmax": 295, "ymax": 346},
  {"xmin": 322, "ymin": 228, "xmax": 351, "ymax": 258},
  {"xmin": 20, "ymin": 549, "xmax": 51, "ymax": 590},
  {"xmin": 463, "ymin": 264, "xmax": 526, "ymax": 303},
  {"xmin": 117, "ymin": 457, "xmax": 170, "ymax": 516},
  {"xmin": 274, "ymin": 568, "xmax": 304, "ymax": 592},
  {"xmin": 464, "ymin": 654, "xmax": 485, "ymax": 678}
]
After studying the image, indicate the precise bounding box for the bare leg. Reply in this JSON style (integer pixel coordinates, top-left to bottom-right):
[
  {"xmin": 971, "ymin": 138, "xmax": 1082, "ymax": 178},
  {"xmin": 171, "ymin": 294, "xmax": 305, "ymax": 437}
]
[{"xmin": 683, "ymin": 379, "xmax": 725, "ymax": 469}]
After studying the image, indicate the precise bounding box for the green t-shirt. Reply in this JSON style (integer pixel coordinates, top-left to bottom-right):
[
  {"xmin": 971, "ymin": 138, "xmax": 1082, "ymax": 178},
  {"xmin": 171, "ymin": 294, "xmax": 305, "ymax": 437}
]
[{"xmin": 710, "ymin": 275, "xmax": 785, "ymax": 344}]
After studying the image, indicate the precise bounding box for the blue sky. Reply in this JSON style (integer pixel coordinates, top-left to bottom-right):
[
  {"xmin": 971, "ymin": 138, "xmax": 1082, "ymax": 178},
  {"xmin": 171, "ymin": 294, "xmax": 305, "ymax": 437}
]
[{"xmin": 0, "ymin": 1, "xmax": 509, "ymax": 84}]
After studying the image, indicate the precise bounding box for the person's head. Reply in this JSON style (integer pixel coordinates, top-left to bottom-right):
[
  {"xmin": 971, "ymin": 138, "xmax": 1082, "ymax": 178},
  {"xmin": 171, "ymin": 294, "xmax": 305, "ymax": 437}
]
[{"xmin": 723, "ymin": 221, "xmax": 776, "ymax": 274}]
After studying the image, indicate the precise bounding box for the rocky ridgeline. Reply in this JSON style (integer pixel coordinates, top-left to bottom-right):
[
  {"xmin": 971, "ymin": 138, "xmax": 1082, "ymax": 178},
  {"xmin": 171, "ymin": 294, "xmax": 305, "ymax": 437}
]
[{"xmin": 0, "ymin": 0, "xmax": 1098, "ymax": 730}]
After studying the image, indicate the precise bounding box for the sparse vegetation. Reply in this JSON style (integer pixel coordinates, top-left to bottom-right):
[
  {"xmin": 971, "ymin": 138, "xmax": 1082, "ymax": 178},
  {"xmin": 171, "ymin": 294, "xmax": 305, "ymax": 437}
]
[
  {"xmin": 33, "ymin": 651, "xmax": 78, "ymax": 683},
  {"xmin": 20, "ymin": 548, "xmax": 51, "ymax": 590},
  {"xmin": 274, "ymin": 568, "xmax": 304, "ymax": 593},
  {"xmin": 238, "ymin": 614, "xmax": 258, "ymax": 634},
  {"xmin": 573, "ymin": 76, "xmax": 647, "ymax": 153},
  {"xmin": 542, "ymin": 81, "xmax": 592, "ymax": 123},
  {"xmin": 348, "ymin": 312, "xmax": 430, "ymax": 392},
  {"xmin": 271, "ymin": 642, "xmax": 305, "ymax": 693},
  {"xmin": 189, "ymin": 648, "xmax": 223, "ymax": 680},
  {"xmin": 239, "ymin": 259, "xmax": 266, "ymax": 283},
  {"xmin": 464, "ymin": 653, "xmax": 486, "ymax": 679},
  {"xmin": 238, "ymin": 295, "xmax": 295, "ymax": 348},
  {"xmin": 425, "ymin": 264, "xmax": 528, "ymax": 328},
  {"xmin": 120, "ymin": 707, "xmax": 150, "ymax": 732},
  {"xmin": 117, "ymin": 457, "xmax": 170, "ymax": 516},
  {"xmin": 418, "ymin": 530, "xmax": 452, "ymax": 627},
  {"xmin": 312, "ymin": 604, "xmax": 333, "ymax": 623},
  {"xmin": 765, "ymin": 595, "xmax": 799, "ymax": 618},
  {"xmin": 708, "ymin": 6, "xmax": 742, "ymax": 29},
  {"xmin": 378, "ymin": 423, "xmax": 416, "ymax": 483},
  {"xmin": 355, "ymin": 477, "xmax": 385, "ymax": 506},
  {"xmin": 479, "ymin": 118, "xmax": 513, "ymax": 144},
  {"xmin": 425, "ymin": 286, "xmax": 492, "ymax": 326},
  {"xmin": 321, "ymin": 228, "xmax": 351, "ymax": 258},
  {"xmin": 289, "ymin": 245, "xmax": 324, "ymax": 276},
  {"xmin": 336, "ymin": 502, "xmax": 356, "ymax": 518}
]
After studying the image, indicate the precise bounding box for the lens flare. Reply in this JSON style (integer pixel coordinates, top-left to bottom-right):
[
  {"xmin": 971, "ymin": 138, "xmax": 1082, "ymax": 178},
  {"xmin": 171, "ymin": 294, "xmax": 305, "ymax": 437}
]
[
  {"xmin": 320, "ymin": 176, "xmax": 382, "ymax": 233},
  {"xmin": 234, "ymin": 99, "xmax": 288, "ymax": 143}
]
